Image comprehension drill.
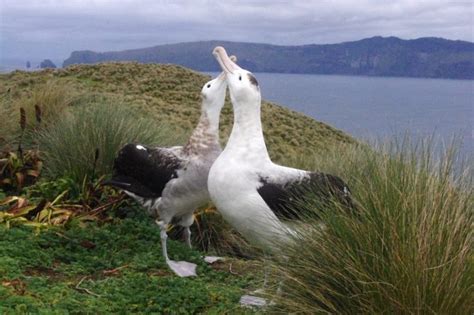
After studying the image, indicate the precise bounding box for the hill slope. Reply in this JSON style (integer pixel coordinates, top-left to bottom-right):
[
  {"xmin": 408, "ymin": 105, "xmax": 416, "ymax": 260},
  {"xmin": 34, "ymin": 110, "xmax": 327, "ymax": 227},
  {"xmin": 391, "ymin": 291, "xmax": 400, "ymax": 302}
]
[
  {"xmin": 0, "ymin": 62, "xmax": 354, "ymax": 160},
  {"xmin": 63, "ymin": 37, "xmax": 474, "ymax": 79}
]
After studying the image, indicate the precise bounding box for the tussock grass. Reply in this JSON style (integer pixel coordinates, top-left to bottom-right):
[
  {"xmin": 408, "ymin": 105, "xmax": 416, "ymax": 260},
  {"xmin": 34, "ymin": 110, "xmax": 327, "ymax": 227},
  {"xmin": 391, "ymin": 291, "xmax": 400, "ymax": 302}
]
[
  {"xmin": 272, "ymin": 139, "xmax": 473, "ymax": 314},
  {"xmin": 35, "ymin": 101, "xmax": 184, "ymax": 182},
  {"xmin": 21, "ymin": 80, "xmax": 76, "ymax": 124}
]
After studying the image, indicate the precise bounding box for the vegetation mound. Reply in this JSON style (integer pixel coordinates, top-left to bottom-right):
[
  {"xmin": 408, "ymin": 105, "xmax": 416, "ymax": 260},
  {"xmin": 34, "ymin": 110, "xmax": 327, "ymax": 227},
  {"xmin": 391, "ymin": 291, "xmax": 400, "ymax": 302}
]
[{"xmin": 0, "ymin": 62, "xmax": 354, "ymax": 162}]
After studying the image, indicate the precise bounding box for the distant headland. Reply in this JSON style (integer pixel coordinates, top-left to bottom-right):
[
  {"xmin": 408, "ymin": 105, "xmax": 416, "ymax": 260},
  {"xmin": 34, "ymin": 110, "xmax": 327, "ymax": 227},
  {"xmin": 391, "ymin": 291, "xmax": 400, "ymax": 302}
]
[{"xmin": 63, "ymin": 36, "xmax": 474, "ymax": 80}]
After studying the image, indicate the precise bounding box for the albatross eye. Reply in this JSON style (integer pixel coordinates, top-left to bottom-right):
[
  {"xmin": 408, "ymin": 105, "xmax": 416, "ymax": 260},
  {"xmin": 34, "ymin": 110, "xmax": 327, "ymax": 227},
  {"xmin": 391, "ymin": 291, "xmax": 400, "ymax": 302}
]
[
  {"xmin": 207, "ymin": 84, "xmax": 211, "ymax": 88},
  {"xmin": 238, "ymin": 75, "xmax": 242, "ymax": 81}
]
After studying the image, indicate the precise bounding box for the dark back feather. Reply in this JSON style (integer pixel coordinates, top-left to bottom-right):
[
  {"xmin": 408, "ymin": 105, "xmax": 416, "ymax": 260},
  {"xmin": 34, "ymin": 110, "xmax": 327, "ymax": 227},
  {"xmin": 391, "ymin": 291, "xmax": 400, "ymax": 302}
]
[
  {"xmin": 257, "ymin": 172, "xmax": 354, "ymax": 220},
  {"xmin": 108, "ymin": 143, "xmax": 182, "ymax": 198}
]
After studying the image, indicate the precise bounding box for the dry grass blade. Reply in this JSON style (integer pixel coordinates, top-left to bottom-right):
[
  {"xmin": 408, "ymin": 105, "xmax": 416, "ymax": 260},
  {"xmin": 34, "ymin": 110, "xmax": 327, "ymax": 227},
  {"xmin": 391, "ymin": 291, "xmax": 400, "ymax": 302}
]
[{"xmin": 75, "ymin": 276, "xmax": 101, "ymax": 297}]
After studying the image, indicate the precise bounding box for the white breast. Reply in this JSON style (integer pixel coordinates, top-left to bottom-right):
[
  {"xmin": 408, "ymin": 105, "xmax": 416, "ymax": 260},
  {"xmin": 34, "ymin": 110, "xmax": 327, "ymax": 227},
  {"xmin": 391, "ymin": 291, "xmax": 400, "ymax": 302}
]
[{"xmin": 208, "ymin": 154, "xmax": 293, "ymax": 250}]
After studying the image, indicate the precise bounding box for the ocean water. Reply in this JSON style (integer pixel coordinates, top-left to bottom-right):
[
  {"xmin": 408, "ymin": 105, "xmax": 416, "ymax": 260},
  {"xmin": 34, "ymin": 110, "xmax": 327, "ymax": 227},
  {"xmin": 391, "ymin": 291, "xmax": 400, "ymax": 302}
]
[{"xmin": 207, "ymin": 72, "xmax": 473, "ymax": 157}]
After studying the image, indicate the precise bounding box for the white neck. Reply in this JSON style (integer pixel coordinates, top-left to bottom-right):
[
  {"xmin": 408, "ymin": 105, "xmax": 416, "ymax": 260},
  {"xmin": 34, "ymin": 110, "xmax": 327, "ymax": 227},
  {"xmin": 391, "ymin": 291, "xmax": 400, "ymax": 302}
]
[
  {"xmin": 202, "ymin": 105, "xmax": 221, "ymax": 136},
  {"xmin": 224, "ymin": 97, "xmax": 271, "ymax": 161}
]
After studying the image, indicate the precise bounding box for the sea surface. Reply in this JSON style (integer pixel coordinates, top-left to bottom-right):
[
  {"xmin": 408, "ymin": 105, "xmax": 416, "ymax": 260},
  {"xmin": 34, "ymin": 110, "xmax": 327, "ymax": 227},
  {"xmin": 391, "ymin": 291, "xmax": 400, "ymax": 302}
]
[{"xmin": 207, "ymin": 72, "xmax": 473, "ymax": 158}]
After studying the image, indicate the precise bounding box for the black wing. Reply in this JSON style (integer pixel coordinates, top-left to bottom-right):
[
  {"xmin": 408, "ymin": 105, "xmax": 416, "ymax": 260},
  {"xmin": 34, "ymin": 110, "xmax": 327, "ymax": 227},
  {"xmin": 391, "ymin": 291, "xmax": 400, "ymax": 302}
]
[
  {"xmin": 104, "ymin": 143, "xmax": 183, "ymax": 198},
  {"xmin": 257, "ymin": 172, "xmax": 353, "ymax": 221}
]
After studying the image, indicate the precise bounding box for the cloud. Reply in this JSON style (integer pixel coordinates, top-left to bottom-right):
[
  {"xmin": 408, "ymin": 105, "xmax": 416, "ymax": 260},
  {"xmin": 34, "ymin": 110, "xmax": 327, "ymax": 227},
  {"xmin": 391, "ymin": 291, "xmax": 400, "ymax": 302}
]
[{"xmin": 1, "ymin": 0, "xmax": 472, "ymax": 63}]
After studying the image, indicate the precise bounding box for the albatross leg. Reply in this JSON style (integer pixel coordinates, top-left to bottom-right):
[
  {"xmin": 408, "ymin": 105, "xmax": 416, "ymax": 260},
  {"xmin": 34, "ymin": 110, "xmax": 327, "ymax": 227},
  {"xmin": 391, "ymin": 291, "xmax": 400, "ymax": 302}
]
[
  {"xmin": 156, "ymin": 219, "xmax": 197, "ymax": 277},
  {"xmin": 179, "ymin": 215, "xmax": 225, "ymax": 265},
  {"xmin": 183, "ymin": 227, "xmax": 192, "ymax": 249},
  {"xmin": 178, "ymin": 214, "xmax": 194, "ymax": 249}
]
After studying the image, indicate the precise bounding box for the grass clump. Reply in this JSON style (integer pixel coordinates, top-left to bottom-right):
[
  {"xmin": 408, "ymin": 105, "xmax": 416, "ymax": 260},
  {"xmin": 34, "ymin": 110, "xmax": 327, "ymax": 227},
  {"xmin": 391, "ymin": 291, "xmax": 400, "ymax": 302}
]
[
  {"xmin": 272, "ymin": 139, "xmax": 473, "ymax": 314},
  {"xmin": 35, "ymin": 101, "xmax": 184, "ymax": 183}
]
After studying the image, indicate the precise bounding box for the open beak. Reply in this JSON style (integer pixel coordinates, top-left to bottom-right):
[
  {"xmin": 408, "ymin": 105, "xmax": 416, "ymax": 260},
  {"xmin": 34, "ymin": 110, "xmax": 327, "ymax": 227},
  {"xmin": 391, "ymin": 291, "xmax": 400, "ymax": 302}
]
[{"xmin": 213, "ymin": 47, "xmax": 241, "ymax": 74}]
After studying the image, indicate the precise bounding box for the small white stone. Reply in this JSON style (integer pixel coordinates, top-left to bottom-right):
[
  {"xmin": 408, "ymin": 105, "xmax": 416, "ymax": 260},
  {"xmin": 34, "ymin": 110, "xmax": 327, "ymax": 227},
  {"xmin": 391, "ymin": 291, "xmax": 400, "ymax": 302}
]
[
  {"xmin": 203, "ymin": 256, "xmax": 224, "ymax": 264},
  {"xmin": 167, "ymin": 260, "xmax": 197, "ymax": 277},
  {"xmin": 240, "ymin": 295, "xmax": 267, "ymax": 308}
]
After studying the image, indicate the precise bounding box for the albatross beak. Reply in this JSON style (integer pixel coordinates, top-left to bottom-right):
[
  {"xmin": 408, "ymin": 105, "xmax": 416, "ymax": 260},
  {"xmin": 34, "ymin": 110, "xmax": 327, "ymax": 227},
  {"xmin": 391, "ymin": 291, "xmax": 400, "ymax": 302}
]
[
  {"xmin": 216, "ymin": 55, "xmax": 238, "ymax": 80},
  {"xmin": 213, "ymin": 47, "xmax": 241, "ymax": 74}
]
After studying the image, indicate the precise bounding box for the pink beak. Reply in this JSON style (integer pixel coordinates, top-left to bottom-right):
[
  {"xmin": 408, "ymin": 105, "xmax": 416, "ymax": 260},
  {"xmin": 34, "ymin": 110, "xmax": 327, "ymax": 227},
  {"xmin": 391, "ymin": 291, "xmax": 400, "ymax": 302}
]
[
  {"xmin": 216, "ymin": 55, "xmax": 237, "ymax": 80},
  {"xmin": 213, "ymin": 46, "xmax": 241, "ymax": 74}
]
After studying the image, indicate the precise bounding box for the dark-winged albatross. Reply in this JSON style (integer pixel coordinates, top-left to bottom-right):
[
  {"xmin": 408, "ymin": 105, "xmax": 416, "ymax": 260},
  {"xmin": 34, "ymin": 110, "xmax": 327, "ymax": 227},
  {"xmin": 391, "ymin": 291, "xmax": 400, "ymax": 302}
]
[
  {"xmin": 208, "ymin": 46, "xmax": 353, "ymax": 252},
  {"xmin": 104, "ymin": 64, "xmax": 234, "ymax": 277}
]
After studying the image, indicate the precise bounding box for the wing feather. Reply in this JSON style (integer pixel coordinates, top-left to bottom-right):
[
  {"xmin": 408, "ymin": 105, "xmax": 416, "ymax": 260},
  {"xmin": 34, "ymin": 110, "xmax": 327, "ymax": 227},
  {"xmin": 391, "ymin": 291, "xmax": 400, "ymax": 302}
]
[
  {"xmin": 257, "ymin": 171, "xmax": 353, "ymax": 220},
  {"xmin": 105, "ymin": 143, "xmax": 184, "ymax": 198}
]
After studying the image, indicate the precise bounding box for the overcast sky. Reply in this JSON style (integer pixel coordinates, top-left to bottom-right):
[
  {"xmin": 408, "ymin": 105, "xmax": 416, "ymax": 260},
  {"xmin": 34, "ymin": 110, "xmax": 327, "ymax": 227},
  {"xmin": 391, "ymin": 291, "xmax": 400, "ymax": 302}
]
[{"xmin": 1, "ymin": 0, "xmax": 473, "ymax": 65}]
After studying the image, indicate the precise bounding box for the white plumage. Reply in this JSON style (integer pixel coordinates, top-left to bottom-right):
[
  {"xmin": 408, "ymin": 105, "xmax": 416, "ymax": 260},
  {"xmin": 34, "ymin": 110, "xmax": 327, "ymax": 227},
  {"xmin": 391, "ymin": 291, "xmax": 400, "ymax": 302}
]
[
  {"xmin": 208, "ymin": 46, "xmax": 353, "ymax": 251},
  {"xmin": 104, "ymin": 70, "xmax": 230, "ymax": 277}
]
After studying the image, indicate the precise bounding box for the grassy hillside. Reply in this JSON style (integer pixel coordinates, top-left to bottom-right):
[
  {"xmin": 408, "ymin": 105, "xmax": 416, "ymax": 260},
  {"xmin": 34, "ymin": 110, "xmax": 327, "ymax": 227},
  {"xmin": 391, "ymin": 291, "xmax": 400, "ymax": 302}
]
[
  {"xmin": 0, "ymin": 62, "xmax": 354, "ymax": 161},
  {"xmin": 0, "ymin": 63, "xmax": 471, "ymax": 314}
]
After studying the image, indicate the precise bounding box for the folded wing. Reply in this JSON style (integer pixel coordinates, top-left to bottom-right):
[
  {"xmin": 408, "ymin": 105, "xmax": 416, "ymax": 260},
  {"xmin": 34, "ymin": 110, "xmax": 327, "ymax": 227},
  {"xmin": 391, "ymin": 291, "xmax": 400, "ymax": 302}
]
[{"xmin": 106, "ymin": 143, "xmax": 184, "ymax": 198}]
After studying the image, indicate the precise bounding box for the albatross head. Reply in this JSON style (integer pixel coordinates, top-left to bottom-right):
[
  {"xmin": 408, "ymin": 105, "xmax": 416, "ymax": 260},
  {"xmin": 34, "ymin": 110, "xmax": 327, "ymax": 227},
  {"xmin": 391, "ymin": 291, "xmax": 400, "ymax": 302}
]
[
  {"xmin": 200, "ymin": 55, "xmax": 237, "ymax": 113},
  {"xmin": 212, "ymin": 46, "xmax": 261, "ymax": 106}
]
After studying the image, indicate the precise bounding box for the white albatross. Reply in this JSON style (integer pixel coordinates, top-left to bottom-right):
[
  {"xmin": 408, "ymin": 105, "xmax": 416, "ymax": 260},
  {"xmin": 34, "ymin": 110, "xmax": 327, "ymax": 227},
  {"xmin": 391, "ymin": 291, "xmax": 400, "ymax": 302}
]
[
  {"xmin": 208, "ymin": 46, "xmax": 353, "ymax": 252},
  {"xmin": 103, "ymin": 63, "xmax": 235, "ymax": 277}
]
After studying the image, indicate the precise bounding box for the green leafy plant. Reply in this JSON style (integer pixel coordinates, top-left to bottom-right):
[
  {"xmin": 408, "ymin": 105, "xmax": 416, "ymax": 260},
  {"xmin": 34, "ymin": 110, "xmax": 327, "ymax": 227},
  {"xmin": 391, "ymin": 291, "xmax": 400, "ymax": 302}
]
[
  {"xmin": 0, "ymin": 149, "xmax": 42, "ymax": 193},
  {"xmin": 26, "ymin": 176, "xmax": 78, "ymax": 202}
]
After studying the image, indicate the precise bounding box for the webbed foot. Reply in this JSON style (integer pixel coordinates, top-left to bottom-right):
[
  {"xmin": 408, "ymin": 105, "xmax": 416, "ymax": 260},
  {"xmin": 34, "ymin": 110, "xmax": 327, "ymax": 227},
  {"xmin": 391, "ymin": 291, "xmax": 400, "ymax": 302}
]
[{"xmin": 167, "ymin": 260, "xmax": 197, "ymax": 277}]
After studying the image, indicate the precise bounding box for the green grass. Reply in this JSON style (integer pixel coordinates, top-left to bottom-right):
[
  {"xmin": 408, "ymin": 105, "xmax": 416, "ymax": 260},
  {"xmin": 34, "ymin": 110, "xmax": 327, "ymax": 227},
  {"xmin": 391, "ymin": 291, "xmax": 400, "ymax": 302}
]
[
  {"xmin": 0, "ymin": 209, "xmax": 261, "ymax": 314},
  {"xmin": 271, "ymin": 139, "xmax": 473, "ymax": 314}
]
